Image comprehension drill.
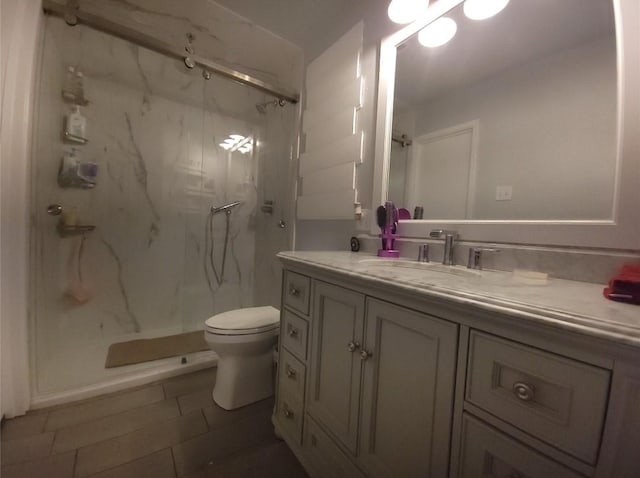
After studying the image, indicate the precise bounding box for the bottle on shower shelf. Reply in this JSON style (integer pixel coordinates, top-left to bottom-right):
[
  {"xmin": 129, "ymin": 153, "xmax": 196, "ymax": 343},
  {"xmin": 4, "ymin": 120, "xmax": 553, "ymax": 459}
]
[
  {"xmin": 62, "ymin": 66, "xmax": 76, "ymax": 102},
  {"xmin": 62, "ymin": 65, "xmax": 87, "ymax": 105},
  {"xmin": 64, "ymin": 106, "xmax": 87, "ymax": 143}
]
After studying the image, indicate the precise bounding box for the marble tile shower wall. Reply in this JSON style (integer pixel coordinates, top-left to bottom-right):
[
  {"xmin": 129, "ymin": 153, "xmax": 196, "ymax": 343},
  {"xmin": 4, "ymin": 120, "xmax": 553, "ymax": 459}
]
[
  {"xmin": 45, "ymin": 0, "xmax": 302, "ymax": 92},
  {"xmin": 31, "ymin": 14, "xmax": 299, "ymax": 395}
]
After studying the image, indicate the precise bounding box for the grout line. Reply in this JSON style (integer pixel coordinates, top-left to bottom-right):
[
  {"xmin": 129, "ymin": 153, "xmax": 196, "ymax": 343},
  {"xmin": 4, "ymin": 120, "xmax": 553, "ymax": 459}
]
[
  {"xmin": 162, "ymin": 382, "xmax": 168, "ymax": 400},
  {"xmin": 175, "ymin": 396, "xmax": 184, "ymax": 416},
  {"xmin": 40, "ymin": 411, "xmax": 50, "ymax": 435},
  {"xmin": 200, "ymin": 407, "xmax": 210, "ymax": 431},
  {"xmin": 72, "ymin": 449, "xmax": 78, "ymax": 478},
  {"xmin": 48, "ymin": 430, "xmax": 56, "ymax": 456},
  {"xmin": 169, "ymin": 446, "xmax": 179, "ymax": 478}
]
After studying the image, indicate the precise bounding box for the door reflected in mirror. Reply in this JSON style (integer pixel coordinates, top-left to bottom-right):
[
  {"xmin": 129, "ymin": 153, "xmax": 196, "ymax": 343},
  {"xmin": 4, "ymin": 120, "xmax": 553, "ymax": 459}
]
[{"xmin": 389, "ymin": 0, "xmax": 617, "ymax": 221}]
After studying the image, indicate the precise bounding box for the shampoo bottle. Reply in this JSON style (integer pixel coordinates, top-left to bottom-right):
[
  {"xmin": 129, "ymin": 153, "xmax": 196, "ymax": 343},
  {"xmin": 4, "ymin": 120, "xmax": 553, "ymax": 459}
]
[{"xmin": 66, "ymin": 106, "xmax": 86, "ymax": 140}]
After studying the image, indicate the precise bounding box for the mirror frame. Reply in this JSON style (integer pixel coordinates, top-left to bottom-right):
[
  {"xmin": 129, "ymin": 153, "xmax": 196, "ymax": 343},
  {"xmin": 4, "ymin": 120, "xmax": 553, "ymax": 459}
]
[{"xmin": 372, "ymin": 0, "xmax": 640, "ymax": 249}]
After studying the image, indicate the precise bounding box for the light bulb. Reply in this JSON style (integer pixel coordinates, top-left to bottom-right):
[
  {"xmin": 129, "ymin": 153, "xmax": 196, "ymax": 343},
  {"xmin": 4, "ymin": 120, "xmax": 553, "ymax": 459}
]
[
  {"xmin": 387, "ymin": 0, "xmax": 428, "ymax": 25},
  {"xmin": 418, "ymin": 17, "xmax": 457, "ymax": 48},
  {"xmin": 463, "ymin": 0, "xmax": 510, "ymax": 20}
]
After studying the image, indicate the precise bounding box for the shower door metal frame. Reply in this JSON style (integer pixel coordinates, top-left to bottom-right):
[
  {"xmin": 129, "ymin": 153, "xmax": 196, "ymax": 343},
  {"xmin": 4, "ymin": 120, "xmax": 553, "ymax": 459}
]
[{"xmin": 42, "ymin": 0, "xmax": 299, "ymax": 104}]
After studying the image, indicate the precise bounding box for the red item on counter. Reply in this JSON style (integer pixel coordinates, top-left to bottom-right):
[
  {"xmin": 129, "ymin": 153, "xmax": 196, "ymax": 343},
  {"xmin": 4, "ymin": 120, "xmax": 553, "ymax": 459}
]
[{"xmin": 603, "ymin": 264, "xmax": 640, "ymax": 304}]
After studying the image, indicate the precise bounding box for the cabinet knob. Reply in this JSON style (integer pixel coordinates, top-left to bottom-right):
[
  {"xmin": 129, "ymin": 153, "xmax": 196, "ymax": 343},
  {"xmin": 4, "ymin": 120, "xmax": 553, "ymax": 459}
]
[
  {"xmin": 283, "ymin": 406, "xmax": 294, "ymax": 419},
  {"xmin": 286, "ymin": 367, "xmax": 296, "ymax": 379},
  {"xmin": 288, "ymin": 285, "xmax": 300, "ymax": 297},
  {"xmin": 360, "ymin": 349, "xmax": 372, "ymax": 361},
  {"xmin": 287, "ymin": 326, "xmax": 298, "ymax": 338},
  {"xmin": 513, "ymin": 382, "xmax": 535, "ymax": 402},
  {"xmin": 347, "ymin": 341, "xmax": 360, "ymax": 352}
]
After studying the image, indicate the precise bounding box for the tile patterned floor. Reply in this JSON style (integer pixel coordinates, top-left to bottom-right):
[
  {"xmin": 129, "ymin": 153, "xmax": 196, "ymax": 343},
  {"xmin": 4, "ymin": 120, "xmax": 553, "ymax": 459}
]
[{"xmin": 1, "ymin": 368, "xmax": 309, "ymax": 478}]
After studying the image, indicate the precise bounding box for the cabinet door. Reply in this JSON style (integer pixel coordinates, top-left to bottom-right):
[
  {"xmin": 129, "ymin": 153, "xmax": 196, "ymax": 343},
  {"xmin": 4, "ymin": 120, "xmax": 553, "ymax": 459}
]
[
  {"xmin": 307, "ymin": 281, "xmax": 365, "ymax": 454},
  {"xmin": 359, "ymin": 299, "xmax": 458, "ymax": 478}
]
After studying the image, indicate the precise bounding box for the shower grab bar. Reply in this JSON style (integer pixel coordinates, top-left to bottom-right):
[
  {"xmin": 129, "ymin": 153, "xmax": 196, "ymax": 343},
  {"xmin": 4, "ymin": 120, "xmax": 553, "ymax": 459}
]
[{"xmin": 42, "ymin": 0, "xmax": 299, "ymax": 104}]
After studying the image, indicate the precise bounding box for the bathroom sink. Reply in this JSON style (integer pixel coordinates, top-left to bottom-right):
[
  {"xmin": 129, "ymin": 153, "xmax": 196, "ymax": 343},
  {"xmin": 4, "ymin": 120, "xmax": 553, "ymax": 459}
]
[{"xmin": 357, "ymin": 259, "xmax": 482, "ymax": 278}]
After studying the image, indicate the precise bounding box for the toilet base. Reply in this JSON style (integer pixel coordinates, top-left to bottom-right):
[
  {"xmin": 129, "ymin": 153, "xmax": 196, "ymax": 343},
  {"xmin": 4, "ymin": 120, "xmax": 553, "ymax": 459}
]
[{"xmin": 212, "ymin": 351, "xmax": 274, "ymax": 410}]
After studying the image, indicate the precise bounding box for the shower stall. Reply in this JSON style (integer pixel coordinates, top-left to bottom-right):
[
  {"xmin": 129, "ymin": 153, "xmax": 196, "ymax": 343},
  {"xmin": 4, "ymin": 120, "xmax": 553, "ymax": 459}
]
[{"xmin": 29, "ymin": 5, "xmax": 299, "ymax": 405}]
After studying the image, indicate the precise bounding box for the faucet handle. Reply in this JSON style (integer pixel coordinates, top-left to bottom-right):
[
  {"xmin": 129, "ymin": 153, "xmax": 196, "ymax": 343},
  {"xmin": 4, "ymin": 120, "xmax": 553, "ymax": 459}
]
[
  {"xmin": 467, "ymin": 247, "xmax": 500, "ymax": 270},
  {"xmin": 417, "ymin": 244, "xmax": 429, "ymax": 263}
]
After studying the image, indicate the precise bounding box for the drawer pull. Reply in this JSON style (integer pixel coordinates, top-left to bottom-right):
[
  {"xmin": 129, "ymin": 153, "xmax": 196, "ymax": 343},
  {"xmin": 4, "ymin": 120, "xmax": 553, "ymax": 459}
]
[
  {"xmin": 347, "ymin": 341, "xmax": 360, "ymax": 352},
  {"xmin": 286, "ymin": 366, "xmax": 297, "ymax": 379},
  {"xmin": 360, "ymin": 349, "xmax": 373, "ymax": 361},
  {"xmin": 287, "ymin": 326, "xmax": 298, "ymax": 338},
  {"xmin": 283, "ymin": 405, "xmax": 294, "ymax": 419},
  {"xmin": 513, "ymin": 382, "xmax": 535, "ymax": 402},
  {"xmin": 288, "ymin": 285, "xmax": 300, "ymax": 297}
]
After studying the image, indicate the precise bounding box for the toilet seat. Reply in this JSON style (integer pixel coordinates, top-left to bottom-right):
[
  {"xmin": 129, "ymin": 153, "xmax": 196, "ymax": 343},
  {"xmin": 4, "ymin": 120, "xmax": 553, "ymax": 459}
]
[{"xmin": 205, "ymin": 306, "xmax": 280, "ymax": 336}]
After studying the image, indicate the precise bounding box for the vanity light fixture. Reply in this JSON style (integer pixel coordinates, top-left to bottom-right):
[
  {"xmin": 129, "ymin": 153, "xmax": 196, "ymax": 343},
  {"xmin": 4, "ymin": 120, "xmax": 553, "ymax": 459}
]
[
  {"xmin": 387, "ymin": 0, "xmax": 429, "ymax": 25},
  {"xmin": 418, "ymin": 17, "xmax": 457, "ymax": 48},
  {"xmin": 219, "ymin": 134, "xmax": 253, "ymax": 154},
  {"xmin": 463, "ymin": 0, "xmax": 510, "ymax": 20}
]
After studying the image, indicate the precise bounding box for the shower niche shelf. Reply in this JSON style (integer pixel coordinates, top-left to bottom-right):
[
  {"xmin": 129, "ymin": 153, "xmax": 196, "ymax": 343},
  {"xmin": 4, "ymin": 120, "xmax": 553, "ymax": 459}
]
[
  {"xmin": 61, "ymin": 93, "xmax": 89, "ymax": 107},
  {"xmin": 57, "ymin": 224, "xmax": 96, "ymax": 238},
  {"xmin": 63, "ymin": 131, "xmax": 88, "ymax": 145}
]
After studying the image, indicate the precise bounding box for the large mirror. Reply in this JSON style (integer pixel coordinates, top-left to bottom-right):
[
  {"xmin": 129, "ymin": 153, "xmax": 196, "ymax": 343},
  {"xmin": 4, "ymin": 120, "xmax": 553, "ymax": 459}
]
[
  {"xmin": 373, "ymin": 0, "xmax": 640, "ymax": 249},
  {"xmin": 389, "ymin": 0, "xmax": 617, "ymax": 221}
]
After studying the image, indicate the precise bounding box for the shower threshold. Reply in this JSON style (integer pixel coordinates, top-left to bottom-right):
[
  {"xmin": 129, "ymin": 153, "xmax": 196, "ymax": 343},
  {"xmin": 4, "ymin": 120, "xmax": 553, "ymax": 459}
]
[{"xmin": 31, "ymin": 347, "xmax": 217, "ymax": 410}]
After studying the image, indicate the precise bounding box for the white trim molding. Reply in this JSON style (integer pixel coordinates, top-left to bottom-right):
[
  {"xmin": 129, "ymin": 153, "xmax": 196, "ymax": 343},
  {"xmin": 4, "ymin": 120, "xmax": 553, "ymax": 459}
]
[{"xmin": 1, "ymin": 0, "xmax": 43, "ymax": 418}]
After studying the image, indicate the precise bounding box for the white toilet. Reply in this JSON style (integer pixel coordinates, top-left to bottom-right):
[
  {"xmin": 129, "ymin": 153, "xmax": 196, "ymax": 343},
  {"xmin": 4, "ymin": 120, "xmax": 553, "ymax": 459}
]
[{"xmin": 204, "ymin": 306, "xmax": 280, "ymax": 410}]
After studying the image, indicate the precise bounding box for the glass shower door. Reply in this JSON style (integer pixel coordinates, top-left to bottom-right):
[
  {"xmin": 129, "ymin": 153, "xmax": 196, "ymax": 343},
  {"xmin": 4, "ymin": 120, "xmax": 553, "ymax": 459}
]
[
  {"xmin": 32, "ymin": 15, "xmax": 210, "ymax": 395},
  {"xmin": 31, "ymin": 12, "xmax": 296, "ymax": 399}
]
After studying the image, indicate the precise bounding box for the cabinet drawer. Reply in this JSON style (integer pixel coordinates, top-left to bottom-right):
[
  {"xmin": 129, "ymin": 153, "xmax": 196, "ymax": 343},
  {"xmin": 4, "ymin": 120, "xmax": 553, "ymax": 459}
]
[
  {"xmin": 282, "ymin": 310, "xmax": 309, "ymax": 361},
  {"xmin": 466, "ymin": 331, "xmax": 610, "ymax": 464},
  {"xmin": 460, "ymin": 414, "xmax": 584, "ymax": 478},
  {"xmin": 304, "ymin": 416, "xmax": 366, "ymax": 478},
  {"xmin": 276, "ymin": 392, "xmax": 303, "ymax": 444},
  {"xmin": 279, "ymin": 348, "xmax": 306, "ymax": 402},
  {"xmin": 284, "ymin": 271, "xmax": 311, "ymax": 315}
]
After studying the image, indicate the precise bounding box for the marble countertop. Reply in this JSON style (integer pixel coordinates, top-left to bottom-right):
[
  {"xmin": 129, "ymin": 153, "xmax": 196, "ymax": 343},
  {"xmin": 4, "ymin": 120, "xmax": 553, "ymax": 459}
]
[{"xmin": 277, "ymin": 251, "xmax": 640, "ymax": 349}]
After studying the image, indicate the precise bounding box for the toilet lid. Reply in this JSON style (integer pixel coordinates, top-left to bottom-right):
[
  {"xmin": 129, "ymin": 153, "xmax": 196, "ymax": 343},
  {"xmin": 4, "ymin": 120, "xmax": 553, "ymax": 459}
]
[{"xmin": 205, "ymin": 306, "xmax": 280, "ymax": 335}]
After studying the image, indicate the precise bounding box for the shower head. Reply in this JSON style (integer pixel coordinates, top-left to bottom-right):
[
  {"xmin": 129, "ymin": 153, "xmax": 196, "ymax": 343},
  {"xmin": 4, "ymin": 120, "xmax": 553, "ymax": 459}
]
[{"xmin": 211, "ymin": 201, "xmax": 243, "ymax": 215}]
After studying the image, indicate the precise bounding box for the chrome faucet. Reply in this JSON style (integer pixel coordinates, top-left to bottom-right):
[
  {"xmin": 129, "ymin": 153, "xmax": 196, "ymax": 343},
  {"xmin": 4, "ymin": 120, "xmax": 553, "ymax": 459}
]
[
  {"xmin": 417, "ymin": 244, "xmax": 430, "ymax": 263},
  {"xmin": 429, "ymin": 229, "xmax": 458, "ymax": 265},
  {"xmin": 467, "ymin": 247, "xmax": 500, "ymax": 270}
]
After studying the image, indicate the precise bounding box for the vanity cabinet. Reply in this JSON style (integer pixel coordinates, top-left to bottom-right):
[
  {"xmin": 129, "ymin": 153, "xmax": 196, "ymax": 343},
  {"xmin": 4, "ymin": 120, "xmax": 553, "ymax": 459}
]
[
  {"xmin": 278, "ymin": 278, "xmax": 458, "ymax": 477},
  {"xmin": 274, "ymin": 258, "xmax": 640, "ymax": 478}
]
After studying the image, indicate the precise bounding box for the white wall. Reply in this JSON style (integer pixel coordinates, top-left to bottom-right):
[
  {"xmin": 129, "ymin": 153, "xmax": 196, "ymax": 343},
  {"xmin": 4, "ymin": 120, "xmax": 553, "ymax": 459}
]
[{"xmin": 412, "ymin": 37, "xmax": 617, "ymax": 220}]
